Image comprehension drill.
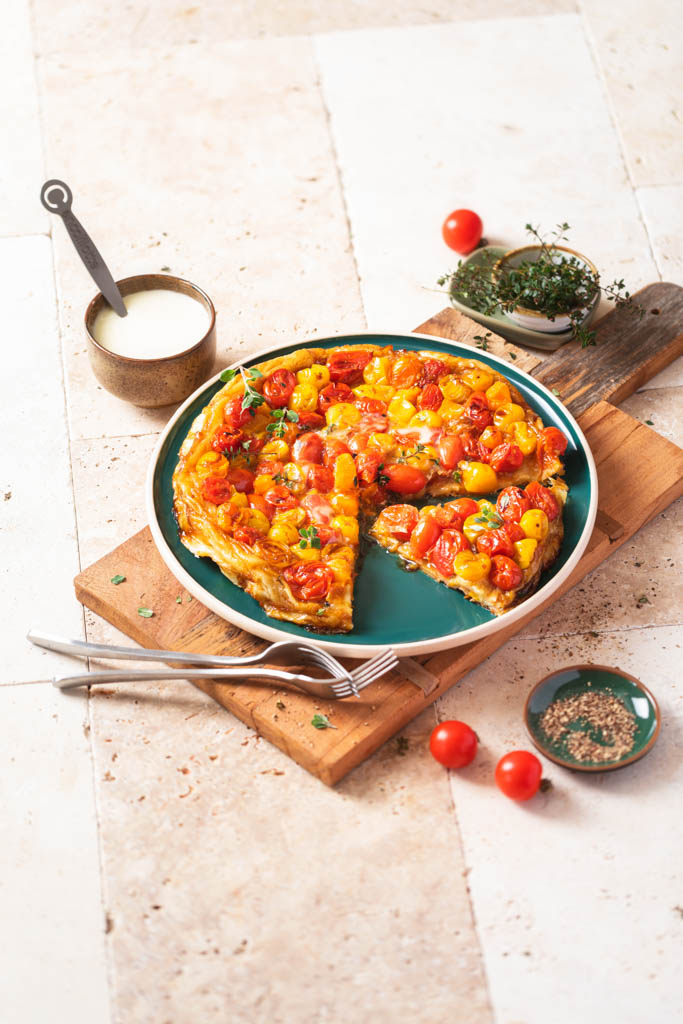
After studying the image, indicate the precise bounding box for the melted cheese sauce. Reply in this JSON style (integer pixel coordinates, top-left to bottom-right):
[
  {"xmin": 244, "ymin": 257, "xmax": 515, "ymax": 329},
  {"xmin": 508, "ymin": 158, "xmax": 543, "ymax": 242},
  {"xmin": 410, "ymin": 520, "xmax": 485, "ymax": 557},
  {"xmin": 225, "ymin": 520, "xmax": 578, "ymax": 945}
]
[{"xmin": 93, "ymin": 289, "xmax": 210, "ymax": 359}]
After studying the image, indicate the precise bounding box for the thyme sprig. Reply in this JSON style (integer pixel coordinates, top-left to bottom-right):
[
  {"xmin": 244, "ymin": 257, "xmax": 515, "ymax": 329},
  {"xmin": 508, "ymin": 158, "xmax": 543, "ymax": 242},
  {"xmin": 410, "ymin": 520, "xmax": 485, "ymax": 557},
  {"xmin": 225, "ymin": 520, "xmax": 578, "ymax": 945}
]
[
  {"xmin": 299, "ymin": 525, "xmax": 321, "ymax": 549},
  {"xmin": 267, "ymin": 407, "xmax": 299, "ymax": 437},
  {"xmin": 438, "ymin": 222, "xmax": 642, "ymax": 348},
  {"xmin": 219, "ymin": 365, "xmax": 265, "ymax": 413}
]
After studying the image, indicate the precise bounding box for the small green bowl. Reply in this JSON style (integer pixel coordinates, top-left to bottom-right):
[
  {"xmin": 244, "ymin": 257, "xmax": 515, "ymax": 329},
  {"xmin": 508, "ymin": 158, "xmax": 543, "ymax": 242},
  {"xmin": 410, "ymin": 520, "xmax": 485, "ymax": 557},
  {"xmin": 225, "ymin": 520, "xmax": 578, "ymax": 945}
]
[{"xmin": 524, "ymin": 665, "xmax": 660, "ymax": 772}]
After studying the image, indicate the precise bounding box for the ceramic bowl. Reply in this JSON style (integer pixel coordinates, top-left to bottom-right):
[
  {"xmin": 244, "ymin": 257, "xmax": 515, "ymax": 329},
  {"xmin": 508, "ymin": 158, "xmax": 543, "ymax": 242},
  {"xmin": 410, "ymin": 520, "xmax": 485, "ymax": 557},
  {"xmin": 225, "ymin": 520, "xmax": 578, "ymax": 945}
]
[
  {"xmin": 84, "ymin": 274, "xmax": 216, "ymax": 408},
  {"xmin": 493, "ymin": 244, "xmax": 599, "ymax": 334},
  {"xmin": 524, "ymin": 664, "xmax": 660, "ymax": 772}
]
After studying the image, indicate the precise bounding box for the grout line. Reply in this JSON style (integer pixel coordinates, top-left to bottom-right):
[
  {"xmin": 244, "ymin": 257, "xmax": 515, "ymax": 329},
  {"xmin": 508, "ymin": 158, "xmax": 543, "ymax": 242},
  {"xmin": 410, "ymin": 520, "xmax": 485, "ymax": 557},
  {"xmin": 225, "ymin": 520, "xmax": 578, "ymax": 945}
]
[
  {"xmin": 518, "ymin": 619, "xmax": 682, "ymax": 644},
  {"xmin": 311, "ymin": 35, "xmax": 367, "ymax": 331},
  {"xmin": 0, "ymin": 229, "xmax": 51, "ymax": 240},
  {"xmin": 72, "ymin": 429, "xmax": 163, "ymax": 445},
  {"xmin": 634, "ymin": 188, "xmax": 664, "ymax": 279}
]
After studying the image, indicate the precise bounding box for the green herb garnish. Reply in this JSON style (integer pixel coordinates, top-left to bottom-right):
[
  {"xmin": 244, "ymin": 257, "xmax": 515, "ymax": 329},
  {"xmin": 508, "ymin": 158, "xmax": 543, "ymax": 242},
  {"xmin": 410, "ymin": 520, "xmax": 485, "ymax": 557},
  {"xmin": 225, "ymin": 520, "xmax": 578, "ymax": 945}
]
[
  {"xmin": 175, "ymin": 595, "xmax": 182, "ymax": 604},
  {"xmin": 137, "ymin": 607, "xmax": 154, "ymax": 618},
  {"xmin": 377, "ymin": 463, "xmax": 390, "ymax": 487},
  {"xmin": 110, "ymin": 574, "xmax": 126, "ymax": 585},
  {"xmin": 645, "ymin": 419, "xmax": 654, "ymax": 426},
  {"xmin": 299, "ymin": 525, "xmax": 321, "ymax": 549},
  {"xmin": 474, "ymin": 332, "xmax": 491, "ymax": 351},
  {"xmin": 267, "ymin": 408, "xmax": 299, "ymax": 437},
  {"xmin": 219, "ymin": 366, "xmax": 265, "ymax": 413},
  {"xmin": 637, "ymin": 595, "xmax": 651, "ymax": 605},
  {"xmin": 473, "ymin": 505, "xmax": 503, "ymax": 528},
  {"xmin": 552, "ymin": 388, "xmax": 561, "ymax": 397},
  {"xmin": 311, "ymin": 713, "xmax": 337, "ymax": 730}
]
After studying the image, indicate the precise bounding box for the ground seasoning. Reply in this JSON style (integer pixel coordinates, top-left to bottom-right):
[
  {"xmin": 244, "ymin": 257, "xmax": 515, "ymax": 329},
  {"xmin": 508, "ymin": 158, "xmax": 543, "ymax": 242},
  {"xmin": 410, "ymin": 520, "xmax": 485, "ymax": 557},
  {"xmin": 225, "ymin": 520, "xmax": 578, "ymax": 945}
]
[{"xmin": 539, "ymin": 689, "xmax": 638, "ymax": 764}]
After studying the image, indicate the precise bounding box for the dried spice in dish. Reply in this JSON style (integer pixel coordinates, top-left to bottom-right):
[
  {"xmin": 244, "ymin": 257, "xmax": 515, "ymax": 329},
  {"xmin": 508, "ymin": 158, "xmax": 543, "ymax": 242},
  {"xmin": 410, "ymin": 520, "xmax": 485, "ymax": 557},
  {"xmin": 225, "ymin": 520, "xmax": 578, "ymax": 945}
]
[{"xmin": 539, "ymin": 689, "xmax": 637, "ymax": 764}]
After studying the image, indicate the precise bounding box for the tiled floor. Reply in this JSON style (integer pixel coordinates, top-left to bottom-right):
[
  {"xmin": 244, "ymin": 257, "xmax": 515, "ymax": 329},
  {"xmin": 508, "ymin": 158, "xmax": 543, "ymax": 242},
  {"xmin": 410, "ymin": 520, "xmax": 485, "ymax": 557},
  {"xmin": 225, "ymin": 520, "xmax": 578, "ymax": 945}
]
[{"xmin": 3, "ymin": 0, "xmax": 682, "ymax": 1021}]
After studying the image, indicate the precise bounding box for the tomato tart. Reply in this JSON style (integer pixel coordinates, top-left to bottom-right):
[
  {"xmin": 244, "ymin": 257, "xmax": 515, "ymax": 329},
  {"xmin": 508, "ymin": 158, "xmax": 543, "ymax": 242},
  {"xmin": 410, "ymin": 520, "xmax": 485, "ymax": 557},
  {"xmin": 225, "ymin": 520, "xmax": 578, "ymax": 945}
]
[{"xmin": 172, "ymin": 343, "xmax": 570, "ymax": 630}]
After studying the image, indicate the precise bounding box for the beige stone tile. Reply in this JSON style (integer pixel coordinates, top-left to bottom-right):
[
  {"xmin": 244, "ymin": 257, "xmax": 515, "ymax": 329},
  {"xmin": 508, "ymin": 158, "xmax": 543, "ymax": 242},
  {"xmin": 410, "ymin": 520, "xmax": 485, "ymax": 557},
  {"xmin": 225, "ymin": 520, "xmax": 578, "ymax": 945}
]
[
  {"xmin": 31, "ymin": 0, "xmax": 576, "ymax": 56},
  {"xmin": 0, "ymin": 0, "xmax": 48, "ymax": 236},
  {"xmin": 89, "ymin": 689, "xmax": 492, "ymax": 1023},
  {"xmin": 638, "ymin": 185, "xmax": 683, "ymax": 287},
  {"xmin": 437, "ymin": 625, "xmax": 682, "ymax": 1024},
  {"xmin": 581, "ymin": 0, "xmax": 683, "ymax": 186},
  {"xmin": 37, "ymin": 37, "xmax": 364, "ymax": 441},
  {"xmin": 618, "ymin": 386, "xmax": 682, "ymax": 447}
]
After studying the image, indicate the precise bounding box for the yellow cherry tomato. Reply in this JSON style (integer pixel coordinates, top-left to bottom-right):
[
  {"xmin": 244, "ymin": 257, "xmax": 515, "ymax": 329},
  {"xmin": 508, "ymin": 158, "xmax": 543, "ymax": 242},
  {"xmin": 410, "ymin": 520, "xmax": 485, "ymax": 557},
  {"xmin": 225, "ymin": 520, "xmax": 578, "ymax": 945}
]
[
  {"xmin": 297, "ymin": 363, "xmax": 330, "ymax": 388},
  {"xmin": 461, "ymin": 462, "xmax": 498, "ymax": 493},
  {"xmin": 462, "ymin": 502, "xmax": 497, "ymax": 544},
  {"xmin": 294, "ymin": 545, "xmax": 321, "ymax": 563},
  {"xmin": 462, "ymin": 368, "xmax": 494, "ymax": 392},
  {"xmin": 519, "ymin": 509, "xmax": 549, "ymax": 540},
  {"xmin": 409, "ymin": 410, "xmax": 442, "ymax": 428},
  {"xmin": 229, "ymin": 490, "xmax": 248, "ymax": 508},
  {"xmin": 494, "ymin": 402, "xmax": 526, "ymax": 431},
  {"xmin": 453, "ymin": 550, "xmax": 492, "ymax": 582},
  {"xmin": 289, "ymin": 382, "xmax": 319, "ymax": 412},
  {"xmin": 196, "ymin": 451, "xmax": 228, "ymax": 478},
  {"xmin": 368, "ymin": 432, "xmax": 396, "ymax": 455},
  {"xmin": 253, "ymin": 473, "xmax": 276, "ymax": 494},
  {"xmin": 479, "ymin": 426, "xmax": 504, "ymax": 450},
  {"xmin": 485, "ymin": 380, "xmax": 512, "ymax": 409},
  {"xmin": 353, "ymin": 383, "xmax": 395, "ymax": 403},
  {"xmin": 330, "ymin": 515, "xmax": 359, "ymax": 545},
  {"xmin": 245, "ymin": 509, "xmax": 270, "ymax": 534},
  {"xmin": 333, "ymin": 452, "xmax": 357, "ymax": 492},
  {"xmin": 272, "ymin": 507, "xmax": 306, "ymax": 528},
  {"xmin": 514, "ymin": 538, "xmax": 538, "ymax": 569},
  {"xmin": 363, "ymin": 355, "xmax": 391, "ymax": 385},
  {"xmin": 330, "ymin": 492, "xmax": 359, "ymax": 516},
  {"xmin": 326, "ymin": 402, "xmax": 361, "ymax": 428},
  {"xmin": 261, "ymin": 439, "xmax": 290, "ymax": 459},
  {"xmin": 387, "ymin": 395, "xmax": 417, "ymax": 426},
  {"xmin": 282, "ymin": 462, "xmax": 306, "ymax": 493},
  {"xmin": 512, "ymin": 421, "xmax": 538, "ymax": 455},
  {"xmin": 441, "ymin": 378, "xmax": 472, "ymax": 403},
  {"xmin": 268, "ymin": 521, "xmax": 300, "ymax": 546},
  {"xmin": 438, "ymin": 399, "xmax": 466, "ymax": 423}
]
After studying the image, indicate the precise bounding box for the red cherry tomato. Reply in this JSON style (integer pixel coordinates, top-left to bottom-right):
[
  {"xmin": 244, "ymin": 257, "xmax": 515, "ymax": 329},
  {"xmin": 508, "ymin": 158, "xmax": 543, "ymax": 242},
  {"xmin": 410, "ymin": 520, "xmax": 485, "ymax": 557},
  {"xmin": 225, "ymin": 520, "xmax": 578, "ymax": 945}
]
[
  {"xmin": 282, "ymin": 562, "xmax": 334, "ymax": 601},
  {"xmin": 327, "ymin": 350, "xmax": 372, "ymax": 386},
  {"xmin": 263, "ymin": 368, "xmax": 296, "ymax": 409},
  {"xmin": 503, "ymin": 520, "xmax": 525, "ymax": 543},
  {"xmin": 540, "ymin": 426, "xmax": 568, "ymax": 456},
  {"xmin": 409, "ymin": 516, "xmax": 442, "ymax": 558},
  {"xmin": 223, "ymin": 397, "xmax": 254, "ymax": 431},
  {"xmin": 437, "ymin": 435, "xmax": 465, "ymax": 471},
  {"xmin": 465, "ymin": 392, "xmax": 493, "ymax": 430},
  {"xmin": 358, "ymin": 413, "xmax": 389, "ymax": 435},
  {"xmin": 476, "ymin": 528, "xmax": 514, "ymax": 559},
  {"xmin": 376, "ymin": 504, "xmax": 419, "ymax": 542},
  {"xmin": 496, "ymin": 486, "xmax": 531, "ymax": 523},
  {"xmin": 495, "ymin": 751, "xmax": 543, "ymax": 801},
  {"xmin": 432, "ymin": 504, "xmax": 459, "ymax": 528},
  {"xmin": 233, "ymin": 526, "xmax": 261, "ymax": 546},
  {"xmin": 292, "ymin": 433, "xmax": 324, "ymax": 464},
  {"xmin": 201, "ymin": 476, "xmax": 233, "ymax": 505},
  {"xmin": 318, "ymin": 382, "xmax": 354, "ymax": 412},
  {"xmin": 315, "ymin": 524, "xmax": 342, "ymax": 547},
  {"xmin": 322, "ymin": 438, "xmax": 351, "ymax": 466},
  {"xmin": 420, "ymin": 358, "xmax": 447, "ymax": 384},
  {"xmin": 296, "ymin": 411, "xmax": 326, "ymax": 432},
  {"xmin": 417, "ymin": 383, "xmax": 444, "ymax": 411},
  {"xmin": 304, "ymin": 464, "xmax": 334, "ymax": 492},
  {"xmin": 264, "ymin": 485, "xmax": 299, "ymax": 512},
  {"xmin": 430, "ymin": 529, "xmax": 469, "ymax": 576},
  {"xmin": 489, "ymin": 442, "xmax": 524, "ymax": 473},
  {"xmin": 525, "ymin": 481, "xmax": 560, "ymax": 521},
  {"xmin": 247, "ymin": 493, "xmax": 273, "ymax": 519},
  {"xmin": 441, "ymin": 209, "xmax": 483, "ymax": 254},
  {"xmin": 226, "ymin": 467, "xmax": 255, "ymax": 493},
  {"xmin": 489, "ymin": 554, "xmax": 523, "ymax": 591},
  {"xmin": 388, "ymin": 353, "xmax": 424, "ymax": 387},
  {"xmin": 301, "ymin": 491, "xmax": 334, "ymax": 524},
  {"xmin": 382, "ymin": 463, "xmax": 427, "ymax": 495},
  {"xmin": 459, "ymin": 429, "xmax": 490, "ymax": 463},
  {"xmin": 429, "ymin": 720, "xmax": 478, "ymax": 768},
  {"xmin": 355, "ymin": 449, "xmax": 383, "ymax": 485},
  {"xmin": 355, "ymin": 397, "xmax": 387, "ymax": 416},
  {"xmin": 449, "ymin": 497, "xmax": 480, "ymax": 519},
  {"xmin": 211, "ymin": 427, "xmax": 244, "ymax": 454},
  {"xmin": 348, "ymin": 432, "xmax": 370, "ymax": 455},
  {"xmin": 255, "ymin": 459, "xmax": 284, "ymax": 478}
]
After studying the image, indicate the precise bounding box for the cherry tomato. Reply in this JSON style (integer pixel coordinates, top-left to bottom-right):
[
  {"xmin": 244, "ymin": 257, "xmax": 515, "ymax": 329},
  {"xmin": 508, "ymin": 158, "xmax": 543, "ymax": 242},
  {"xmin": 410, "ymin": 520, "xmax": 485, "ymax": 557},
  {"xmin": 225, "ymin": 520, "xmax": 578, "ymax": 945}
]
[
  {"xmin": 247, "ymin": 493, "xmax": 273, "ymax": 519},
  {"xmin": 430, "ymin": 529, "xmax": 469, "ymax": 576},
  {"xmin": 388, "ymin": 353, "xmax": 424, "ymax": 387},
  {"xmin": 264, "ymin": 485, "xmax": 299, "ymax": 512},
  {"xmin": 376, "ymin": 504, "xmax": 418, "ymax": 542},
  {"xmin": 382, "ymin": 463, "xmax": 427, "ymax": 495},
  {"xmin": 211, "ymin": 427, "xmax": 244, "ymax": 454},
  {"xmin": 322, "ymin": 438, "xmax": 351, "ymax": 466},
  {"xmin": 327, "ymin": 350, "xmax": 371, "ymax": 386},
  {"xmin": 459, "ymin": 429, "xmax": 490, "ymax": 463},
  {"xmin": 353, "ymin": 449, "xmax": 381, "ymax": 485},
  {"xmin": 301, "ymin": 491, "xmax": 334, "ymax": 524},
  {"xmin": 409, "ymin": 516, "xmax": 442, "ymax": 558},
  {"xmin": 449, "ymin": 497, "xmax": 479, "ymax": 519},
  {"xmin": 489, "ymin": 554, "xmax": 523, "ymax": 591},
  {"xmin": 437, "ymin": 435, "xmax": 465, "ymax": 471},
  {"xmin": 242, "ymin": 435, "xmax": 265, "ymax": 455},
  {"xmin": 495, "ymin": 751, "xmax": 543, "ymax": 801},
  {"xmin": 355, "ymin": 397, "xmax": 387, "ymax": 416},
  {"xmin": 417, "ymin": 383, "xmax": 444, "ymax": 411},
  {"xmin": 263, "ymin": 368, "xmax": 296, "ymax": 409},
  {"xmin": 465, "ymin": 392, "xmax": 493, "ymax": 430},
  {"xmin": 233, "ymin": 526, "xmax": 261, "ymax": 546},
  {"xmin": 420, "ymin": 358, "xmax": 447, "ymax": 384},
  {"xmin": 441, "ymin": 209, "xmax": 483, "ymax": 254},
  {"xmin": 540, "ymin": 426, "xmax": 568, "ymax": 456},
  {"xmin": 429, "ymin": 720, "xmax": 478, "ymax": 768},
  {"xmin": 201, "ymin": 476, "xmax": 233, "ymax": 505},
  {"xmin": 503, "ymin": 520, "xmax": 525, "ymax": 543},
  {"xmin": 292, "ymin": 433, "xmax": 324, "ymax": 464},
  {"xmin": 489, "ymin": 442, "xmax": 524, "ymax": 474},
  {"xmin": 226, "ymin": 467, "xmax": 255, "ymax": 493},
  {"xmin": 304, "ymin": 464, "xmax": 334, "ymax": 492},
  {"xmin": 432, "ymin": 504, "xmax": 459, "ymax": 528},
  {"xmin": 525, "ymin": 481, "xmax": 560, "ymax": 521},
  {"xmin": 476, "ymin": 528, "xmax": 514, "ymax": 559},
  {"xmin": 255, "ymin": 459, "xmax": 284, "ymax": 478},
  {"xmin": 348, "ymin": 432, "xmax": 370, "ymax": 455},
  {"xmin": 315, "ymin": 524, "xmax": 343, "ymax": 547},
  {"xmin": 496, "ymin": 486, "xmax": 531, "ymax": 523},
  {"xmin": 296, "ymin": 411, "xmax": 326, "ymax": 432},
  {"xmin": 282, "ymin": 562, "xmax": 334, "ymax": 601},
  {"xmin": 318, "ymin": 381, "xmax": 354, "ymax": 411},
  {"xmin": 358, "ymin": 413, "xmax": 389, "ymax": 435},
  {"xmin": 223, "ymin": 397, "xmax": 254, "ymax": 431}
]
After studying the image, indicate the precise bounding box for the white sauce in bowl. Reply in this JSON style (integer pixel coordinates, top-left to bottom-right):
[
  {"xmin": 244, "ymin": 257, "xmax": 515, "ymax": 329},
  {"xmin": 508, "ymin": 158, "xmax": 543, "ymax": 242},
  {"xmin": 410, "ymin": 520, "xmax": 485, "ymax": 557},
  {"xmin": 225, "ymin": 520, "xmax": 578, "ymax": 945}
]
[{"xmin": 93, "ymin": 289, "xmax": 210, "ymax": 359}]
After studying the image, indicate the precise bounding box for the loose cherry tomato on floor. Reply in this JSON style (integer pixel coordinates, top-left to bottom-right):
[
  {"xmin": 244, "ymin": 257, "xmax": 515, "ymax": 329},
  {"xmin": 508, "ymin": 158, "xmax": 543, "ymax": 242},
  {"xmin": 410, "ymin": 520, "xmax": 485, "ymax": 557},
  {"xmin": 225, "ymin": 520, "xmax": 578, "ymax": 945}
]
[
  {"xmin": 441, "ymin": 209, "xmax": 483, "ymax": 254},
  {"xmin": 495, "ymin": 751, "xmax": 543, "ymax": 801},
  {"xmin": 327, "ymin": 350, "xmax": 371, "ymax": 386},
  {"xmin": 263, "ymin": 368, "xmax": 296, "ymax": 409},
  {"xmin": 429, "ymin": 720, "xmax": 478, "ymax": 768},
  {"xmin": 282, "ymin": 562, "xmax": 334, "ymax": 601},
  {"xmin": 382, "ymin": 463, "xmax": 427, "ymax": 495}
]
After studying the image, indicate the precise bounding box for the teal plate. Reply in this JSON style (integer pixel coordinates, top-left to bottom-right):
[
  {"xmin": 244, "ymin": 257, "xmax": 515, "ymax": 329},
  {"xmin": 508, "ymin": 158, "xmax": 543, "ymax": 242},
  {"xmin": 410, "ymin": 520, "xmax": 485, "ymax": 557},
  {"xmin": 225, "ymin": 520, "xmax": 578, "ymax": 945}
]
[
  {"xmin": 525, "ymin": 665, "xmax": 660, "ymax": 771},
  {"xmin": 146, "ymin": 332, "xmax": 598, "ymax": 658}
]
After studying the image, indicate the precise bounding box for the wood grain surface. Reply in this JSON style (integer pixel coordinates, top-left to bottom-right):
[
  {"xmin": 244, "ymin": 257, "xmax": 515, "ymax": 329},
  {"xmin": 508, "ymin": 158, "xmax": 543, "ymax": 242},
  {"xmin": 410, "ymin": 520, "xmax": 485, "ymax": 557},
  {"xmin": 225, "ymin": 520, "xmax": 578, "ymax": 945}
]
[{"xmin": 74, "ymin": 286, "xmax": 683, "ymax": 784}]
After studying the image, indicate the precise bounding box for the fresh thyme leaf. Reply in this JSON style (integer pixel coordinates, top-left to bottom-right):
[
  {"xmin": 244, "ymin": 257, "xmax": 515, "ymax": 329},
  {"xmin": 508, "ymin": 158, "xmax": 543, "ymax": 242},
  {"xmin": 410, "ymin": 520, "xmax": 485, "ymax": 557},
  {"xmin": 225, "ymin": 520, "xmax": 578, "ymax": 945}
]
[
  {"xmin": 220, "ymin": 367, "xmax": 239, "ymax": 383},
  {"xmin": 175, "ymin": 595, "xmax": 182, "ymax": 604},
  {"xmin": 311, "ymin": 713, "xmax": 336, "ymax": 730},
  {"xmin": 110, "ymin": 574, "xmax": 126, "ymax": 585},
  {"xmin": 552, "ymin": 388, "xmax": 561, "ymax": 397},
  {"xmin": 137, "ymin": 607, "xmax": 154, "ymax": 618},
  {"xmin": 299, "ymin": 525, "xmax": 321, "ymax": 549},
  {"xmin": 453, "ymin": 470, "xmax": 462, "ymax": 483},
  {"xmin": 474, "ymin": 332, "xmax": 491, "ymax": 351},
  {"xmin": 637, "ymin": 595, "xmax": 650, "ymax": 605},
  {"xmin": 645, "ymin": 419, "xmax": 654, "ymax": 426},
  {"xmin": 316, "ymin": 608, "xmax": 326, "ymax": 616},
  {"xmin": 377, "ymin": 463, "xmax": 390, "ymax": 486},
  {"xmin": 286, "ymin": 410, "xmax": 299, "ymax": 423},
  {"xmin": 238, "ymin": 367, "xmax": 265, "ymax": 413},
  {"xmin": 509, "ymin": 352, "xmax": 517, "ymax": 360},
  {"xmin": 246, "ymin": 367, "xmax": 263, "ymax": 379}
]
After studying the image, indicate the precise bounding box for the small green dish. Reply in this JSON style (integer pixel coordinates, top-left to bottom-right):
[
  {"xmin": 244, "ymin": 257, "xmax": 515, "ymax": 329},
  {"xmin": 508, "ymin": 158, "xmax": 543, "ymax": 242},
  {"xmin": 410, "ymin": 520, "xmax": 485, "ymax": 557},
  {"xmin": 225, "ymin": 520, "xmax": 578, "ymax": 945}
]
[
  {"xmin": 444, "ymin": 245, "xmax": 599, "ymax": 352},
  {"xmin": 524, "ymin": 665, "xmax": 660, "ymax": 772}
]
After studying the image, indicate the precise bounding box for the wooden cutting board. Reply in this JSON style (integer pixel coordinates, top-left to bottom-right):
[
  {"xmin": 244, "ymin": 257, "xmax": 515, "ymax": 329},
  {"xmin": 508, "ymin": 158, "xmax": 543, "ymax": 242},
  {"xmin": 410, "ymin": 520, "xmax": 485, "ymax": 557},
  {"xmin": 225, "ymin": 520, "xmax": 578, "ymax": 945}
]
[{"xmin": 75, "ymin": 282, "xmax": 683, "ymax": 785}]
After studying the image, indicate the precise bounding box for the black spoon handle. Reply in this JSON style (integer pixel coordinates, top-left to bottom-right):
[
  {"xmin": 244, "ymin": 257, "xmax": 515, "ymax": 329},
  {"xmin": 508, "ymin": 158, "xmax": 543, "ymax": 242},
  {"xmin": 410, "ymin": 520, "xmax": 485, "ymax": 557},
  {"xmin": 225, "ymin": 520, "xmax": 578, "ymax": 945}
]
[{"xmin": 40, "ymin": 179, "xmax": 127, "ymax": 318}]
